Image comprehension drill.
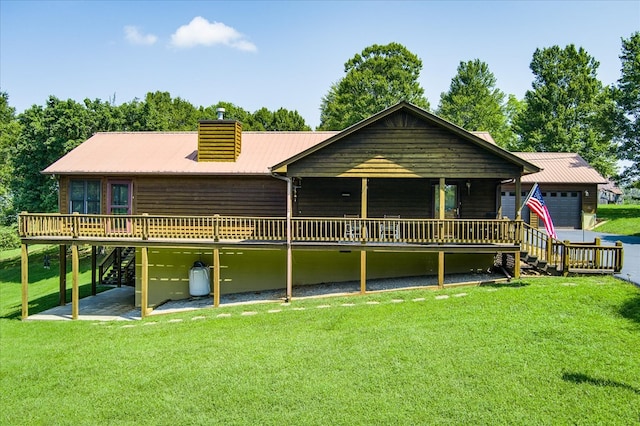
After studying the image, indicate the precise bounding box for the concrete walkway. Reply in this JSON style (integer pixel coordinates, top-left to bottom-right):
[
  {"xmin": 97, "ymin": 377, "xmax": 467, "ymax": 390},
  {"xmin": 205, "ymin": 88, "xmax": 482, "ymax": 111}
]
[{"xmin": 26, "ymin": 287, "xmax": 141, "ymax": 321}]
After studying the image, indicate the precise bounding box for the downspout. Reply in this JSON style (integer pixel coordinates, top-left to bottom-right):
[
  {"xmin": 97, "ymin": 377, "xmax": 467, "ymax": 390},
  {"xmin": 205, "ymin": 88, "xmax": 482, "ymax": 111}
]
[{"xmin": 270, "ymin": 171, "xmax": 293, "ymax": 302}]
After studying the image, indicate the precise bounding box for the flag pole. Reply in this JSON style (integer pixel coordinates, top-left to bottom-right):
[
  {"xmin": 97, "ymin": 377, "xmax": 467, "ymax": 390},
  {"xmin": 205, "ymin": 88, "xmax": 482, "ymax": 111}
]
[{"xmin": 520, "ymin": 182, "xmax": 538, "ymax": 213}]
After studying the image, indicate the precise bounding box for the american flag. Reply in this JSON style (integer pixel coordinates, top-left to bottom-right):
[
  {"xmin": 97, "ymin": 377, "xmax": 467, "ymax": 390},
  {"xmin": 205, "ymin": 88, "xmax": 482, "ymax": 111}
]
[{"xmin": 525, "ymin": 183, "xmax": 557, "ymax": 239}]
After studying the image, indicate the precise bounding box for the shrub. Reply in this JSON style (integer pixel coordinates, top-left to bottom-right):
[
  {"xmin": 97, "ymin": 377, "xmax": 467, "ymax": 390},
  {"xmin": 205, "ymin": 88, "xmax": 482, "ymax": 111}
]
[{"xmin": 0, "ymin": 225, "xmax": 20, "ymax": 251}]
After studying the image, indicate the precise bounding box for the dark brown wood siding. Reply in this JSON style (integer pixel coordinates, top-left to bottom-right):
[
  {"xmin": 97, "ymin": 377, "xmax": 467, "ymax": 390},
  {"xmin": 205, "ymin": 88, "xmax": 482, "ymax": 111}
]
[
  {"xmin": 288, "ymin": 111, "xmax": 522, "ymax": 179},
  {"xmin": 368, "ymin": 179, "xmax": 431, "ymax": 218},
  {"xmin": 458, "ymin": 179, "xmax": 501, "ymax": 219},
  {"xmin": 295, "ymin": 178, "xmax": 362, "ymax": 217},
  {"xmin": 134, "ymin": 176, "xmax": 286, "ymax": 216}
]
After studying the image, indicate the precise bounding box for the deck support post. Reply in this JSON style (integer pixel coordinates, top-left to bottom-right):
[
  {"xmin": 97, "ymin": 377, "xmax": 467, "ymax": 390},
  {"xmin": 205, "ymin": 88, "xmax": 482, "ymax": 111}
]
[
  {"xmin": 360, "ymin": 250, "xmax": 367, "ymax": 294},
  {"xmin": 59, "ymin": 245, "xmax": 67, "ymax": 305},
  {"xmin": 71, "ymin": 244, "xmax": 79, "ymax": 320},
  {"xmin": 91, "ymin": 246, "xmax": 97, "ymax": 296},
  {"xmin": 438, "ymin": 178, "xmax": 445, "ymax": 219},
  {"xmin": 213, "ymin": 247, "xmax": 220, "ymax": 308},
  {"xmin": 286, "ymin": 178, "xmax": 293, "ymax": 302},
  {"xmin": 361, "ymin": 178, "xmax": 368, "ymax": 219},
  {"xmin": 141, "ymin": 246, "xmax": 149, "ymax": 318},
  {"xmin": 21, "ymin": 243, "xmax": 28, "ymax": 320},
  {"xmin": 514, "ymin": 250, "xmax": 521, "ymax": 279},
  {"xmin": 438, "ymin": 251, "xmax": 444, "ymax": 288},
  {"xmin": 515, "ymin": 177, "xmax": 522, "ymax": 220}
]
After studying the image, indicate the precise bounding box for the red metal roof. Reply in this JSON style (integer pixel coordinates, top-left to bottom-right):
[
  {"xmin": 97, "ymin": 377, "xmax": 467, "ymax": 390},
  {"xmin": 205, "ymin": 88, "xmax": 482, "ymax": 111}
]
[
  {"xmin": 43, "ymin": 131, "xmax": 338, "ymax": 175},
  {"xmin": 514, "ymin": 152, "xmax": 606, "ymax": 184}
]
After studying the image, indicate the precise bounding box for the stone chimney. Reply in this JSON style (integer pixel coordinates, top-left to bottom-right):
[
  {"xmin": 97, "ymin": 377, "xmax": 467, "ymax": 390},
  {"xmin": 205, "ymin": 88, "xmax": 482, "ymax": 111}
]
[{"xmin": 197, "ymin": 108, "xmax": 241, "ymax": 162}]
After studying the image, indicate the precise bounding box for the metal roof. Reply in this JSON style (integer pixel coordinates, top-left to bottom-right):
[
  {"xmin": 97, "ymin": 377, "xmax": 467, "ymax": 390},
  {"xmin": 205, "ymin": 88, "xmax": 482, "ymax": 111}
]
[
  {"xmin": 43, "ymin": 131, "xmax": 338, "ymax": 176},
  {"xmin": 514, "ymin": 152, "xmax": 607, "ymax": 184}
]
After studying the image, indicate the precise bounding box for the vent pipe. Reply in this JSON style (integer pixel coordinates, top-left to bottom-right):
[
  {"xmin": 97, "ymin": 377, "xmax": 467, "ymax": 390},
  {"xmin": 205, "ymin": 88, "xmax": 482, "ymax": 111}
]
[{"xmin": 216, "ymin": 108, "xmax": 225, "ymax": 120}]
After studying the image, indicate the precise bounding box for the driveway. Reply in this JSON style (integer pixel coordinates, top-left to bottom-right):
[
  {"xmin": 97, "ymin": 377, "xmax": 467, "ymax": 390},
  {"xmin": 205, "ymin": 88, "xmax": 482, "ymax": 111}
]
[{"xmin": 555, "ymin": 229, "xmax": 640, "ymax": 286}]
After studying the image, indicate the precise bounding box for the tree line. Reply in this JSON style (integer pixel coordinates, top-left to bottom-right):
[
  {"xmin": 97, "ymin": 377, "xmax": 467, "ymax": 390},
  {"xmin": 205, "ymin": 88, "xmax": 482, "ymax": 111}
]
[{"xmin": 1, "ymin": 32, "xmax": 638, "ymax": 226}]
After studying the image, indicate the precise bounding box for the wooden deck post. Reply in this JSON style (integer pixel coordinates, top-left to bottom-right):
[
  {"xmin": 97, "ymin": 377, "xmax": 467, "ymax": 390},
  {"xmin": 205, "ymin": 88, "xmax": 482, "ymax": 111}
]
[
  {"xmin": 91, "ymin": 246, "xmax": 97, "ymax": 296},
  {"xmin": 438, "ymin": 251, "xmax": 445, "ymax": 288},
  {"xmin": 21, "ymin": 243, "xmax": 28, "ymax": 320},
  {"xmin": 515, "ymin": 178, "xmax": 522, "ymax": 220},
  {"xmin": 438, "ymin": 178, "xmax": 445, "ymax": 219},
  {"xmin": 213, "ymin": 247, "xmax": 220, "ymax": 308},
  {"xmin": 594, "ymin": 237, "xmax": 601, "ymax": 268},
  {"xmin": 141, "ymin": 246, "xmax": 149, "ymax": 318},
  {"xmin": 71, "ymin": 244, "xmax": 79, "ymax": 320},
  {"xmin": 59, "ymin": 245, "xmax": 67, "ymax": 305},
  {"xmin": 360, "ymin": 250, "xmax": 367, "ymax": 294},
  {"xmin": 286, "ymin": 178, "xmax": 293, "ymax": 302},
  {"xmin": 514, "ymin": 251, "xmax": 521, "ymax": 279},
  {"xmin": 361, "ymin": 178, "xmax": 368, "ymax": 219}
]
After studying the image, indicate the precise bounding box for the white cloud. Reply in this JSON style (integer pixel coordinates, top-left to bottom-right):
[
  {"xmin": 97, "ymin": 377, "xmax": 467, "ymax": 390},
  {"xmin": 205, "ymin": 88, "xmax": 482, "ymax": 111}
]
[
  {"xmin": 170, "ymin": 16, "xmax": 257, "ymax": 52},
  {"xmin": 124, "ymin": 26, "xmax": 158, "ymax": 46}
]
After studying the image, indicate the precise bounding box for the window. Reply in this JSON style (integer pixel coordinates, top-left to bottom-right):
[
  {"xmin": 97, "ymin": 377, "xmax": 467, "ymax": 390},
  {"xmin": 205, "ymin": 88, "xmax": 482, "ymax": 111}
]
[{"xmin": 70, "ymin": 180, "xmax": 101, "ymax": 214}]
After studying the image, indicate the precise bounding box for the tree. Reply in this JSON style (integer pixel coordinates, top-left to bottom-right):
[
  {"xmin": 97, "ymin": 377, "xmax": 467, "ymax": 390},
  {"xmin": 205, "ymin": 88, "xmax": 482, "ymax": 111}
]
[
  {"xmin": 513, "ymin": 45, "xmax": 617, "ymax": 177},
  {"xmin": 0, "ymin": 92, "xmax": 21, "ymax": 224},
  {"xmin": 437, "ymin": 59, "xmax": 514, "ymax": 147},
  {"xmin": 12, "ymin": 97, "xmax": 92, "ymax": 214},
  {"xmin": 614, "ymin": 32, "xmax": 640, "ymax": 184},
  {"xmin": 318, "ymin": 42, "xmax": 430, "ymax": 130}
]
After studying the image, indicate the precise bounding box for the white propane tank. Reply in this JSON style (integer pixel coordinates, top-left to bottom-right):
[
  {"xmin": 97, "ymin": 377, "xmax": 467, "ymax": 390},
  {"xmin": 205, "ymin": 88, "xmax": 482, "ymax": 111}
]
[{"xmin": 189, "ymin": 261, "xmax": 210, "ymax": 297}]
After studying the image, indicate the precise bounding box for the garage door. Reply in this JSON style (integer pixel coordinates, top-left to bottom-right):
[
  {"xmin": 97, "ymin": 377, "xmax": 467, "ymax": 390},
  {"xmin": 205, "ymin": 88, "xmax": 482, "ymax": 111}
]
[{"xmin": 501, "ymin": 190, "xmax": 582, "ymax": 228}]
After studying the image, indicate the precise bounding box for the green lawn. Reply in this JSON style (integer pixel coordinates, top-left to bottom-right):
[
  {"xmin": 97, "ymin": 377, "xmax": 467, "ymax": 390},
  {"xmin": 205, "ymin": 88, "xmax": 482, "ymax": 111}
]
[
  {"xmin": 596, "ymin": 204, "xmax": 640, "ymax": 236},
  {"xmin": 1, "ymin": 250, "xmax": 639, "ymax": 425}
]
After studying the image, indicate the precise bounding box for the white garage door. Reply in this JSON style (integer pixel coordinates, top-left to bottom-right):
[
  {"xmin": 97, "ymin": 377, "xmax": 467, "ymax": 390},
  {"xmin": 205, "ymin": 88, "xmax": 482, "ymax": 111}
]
[{"xmin": 501, "ymin": 190, "xmax": 582, "ymax": 228}]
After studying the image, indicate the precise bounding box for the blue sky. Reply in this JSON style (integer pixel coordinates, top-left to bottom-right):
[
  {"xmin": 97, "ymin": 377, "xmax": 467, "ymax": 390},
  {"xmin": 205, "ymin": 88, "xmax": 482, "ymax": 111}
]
[{"xmin": 1, "ymin": 0, "xmax": 638, "ymax": 129}]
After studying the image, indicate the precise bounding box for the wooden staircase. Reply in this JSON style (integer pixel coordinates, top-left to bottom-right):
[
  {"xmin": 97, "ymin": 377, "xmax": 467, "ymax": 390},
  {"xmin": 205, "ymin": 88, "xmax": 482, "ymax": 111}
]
[
  {"xmin": 518, "ymin": 223, "xmax": 623, "ymax": 276},
  {"xmin": 99, "ymin": 247, "xmax": 136, "ymax": 286}
]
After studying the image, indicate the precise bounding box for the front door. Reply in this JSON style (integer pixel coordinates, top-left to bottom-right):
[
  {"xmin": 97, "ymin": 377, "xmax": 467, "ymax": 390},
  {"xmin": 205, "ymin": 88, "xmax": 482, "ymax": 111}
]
[
  {"xmin": 434, "ymin": 184, "xmax": 459, "ymax": 219},
  {"xmin": 108, "ymin": 181, "xmax": 132, "ymax": 233}
]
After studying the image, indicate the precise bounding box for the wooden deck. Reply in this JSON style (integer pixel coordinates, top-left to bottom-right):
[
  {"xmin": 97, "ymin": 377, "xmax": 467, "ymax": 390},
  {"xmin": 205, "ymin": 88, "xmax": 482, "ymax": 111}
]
[{"xmin": 18, "ymin": 213, "xmax": 522, "ymax": 247}]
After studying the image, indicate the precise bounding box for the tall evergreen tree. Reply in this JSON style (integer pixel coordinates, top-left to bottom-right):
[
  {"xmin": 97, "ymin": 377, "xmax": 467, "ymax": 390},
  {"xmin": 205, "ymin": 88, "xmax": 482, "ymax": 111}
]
[
  {"xmin": 614, "ymin": 32, "xmax": 640, "ymax": 184},
  {"xmin": 513, "ymin": 45, "xmax": 617, "ymax": 177},
  {"xmin": 437, "ymin": 59, "xmax": 513, "ymax": 147},
  {"xmin": 318, "ymin": 42, "xmax": 430, "ymax": 130}
]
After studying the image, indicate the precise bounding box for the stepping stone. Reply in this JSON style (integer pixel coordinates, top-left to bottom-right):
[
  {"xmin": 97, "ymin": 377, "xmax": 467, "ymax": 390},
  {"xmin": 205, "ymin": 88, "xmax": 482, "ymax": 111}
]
[
  {"xmin": 241, "ymin": 311, "xmax": 258, "ymax": 316},
  {"xmin": 412, "ymin": 298, "xmax": 426, "ymax": 302},
  {"xmin": 486, "ymin": 288, "xmax": 498, "ymax": 292},
  {"xmin": 168, "ymin": 319, "xmax": 183, "ymax": 323},
  {"xmin": 191, "ymin": 316, "xmax": 206, "ymax": 320},
  {"xmin": 562, "ymin": 283, "xmax": 577, "ymax": 286},
  {"xmin": 143, "ymin": 322, "xmax": 158, "ymax": 326},
  {"xmin": 121, "ymin": 324, "xmax": 136, "ymax": 328},
  {"xmin": 268, "ymin": 309, "xmax": 282, "ymax": 314},
  {"xmin": 217, "ymin": 313, "xmax": 232, "ymax": 318},
  {"xmin": 317, "ymin": 305, "xmax": 331, "ymax": 309},
  {"xmin": 293, "ymin": 307, "xmax": 306, "ymax": 311},
  {"xmin": 341, "ymin": 303, "xmax": 355, "ymax": 307},
  {"xmin": 391, "ymin": 299, "xmax": 404, "ymax": 303},
  {"xmin": 454, "ymin": 293, "xmax": 468, "ymax": 297},
  {"xmin": 366, "ymin": 301, "xmax": 380, "ymax": 305},
  {"xmin": 435, "ymin": 295, "xmax": 449, "ymax": 300}
]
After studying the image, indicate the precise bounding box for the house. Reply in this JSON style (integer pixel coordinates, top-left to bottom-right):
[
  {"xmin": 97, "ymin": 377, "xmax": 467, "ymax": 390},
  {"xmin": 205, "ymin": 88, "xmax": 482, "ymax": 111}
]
[
  {"xmin": 501, "ymin": 153, "xmax": 606, "ymax": 229},
  {"xmin": 598, "ymin": 180, "xmax": 623, "ymax": 205},
  {"xmin": 22, "ymin": 101, "xmax": 594, "ymax": 319}
]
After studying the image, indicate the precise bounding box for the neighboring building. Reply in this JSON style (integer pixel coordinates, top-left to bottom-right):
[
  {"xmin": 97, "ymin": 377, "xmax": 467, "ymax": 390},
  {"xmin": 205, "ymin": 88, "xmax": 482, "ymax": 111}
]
[
  {"xmin": 501, "ymin": 153, "xmax": 606, "ymax": 229},
  {"xmin": 598, "ymin": 180, "xmax": 623, "ymax": 205},
  {"xmin": 22, "ymin": 102, "xmax": 550, "ymax": 314}
]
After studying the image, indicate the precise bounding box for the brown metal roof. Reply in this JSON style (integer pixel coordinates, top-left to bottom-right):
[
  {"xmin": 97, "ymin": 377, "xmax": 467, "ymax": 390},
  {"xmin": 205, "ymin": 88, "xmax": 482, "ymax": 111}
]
[
  {"xmin": 43, "ymin": 131, "xmax": 338, "ymax": 175},
  {"xmin": 514, "ymin": 152, "xmax": 607, "ymax": 184}
]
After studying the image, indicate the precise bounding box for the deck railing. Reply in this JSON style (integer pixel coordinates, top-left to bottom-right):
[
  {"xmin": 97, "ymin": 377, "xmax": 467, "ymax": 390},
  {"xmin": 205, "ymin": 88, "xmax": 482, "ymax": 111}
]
[
  {"xmin": 19, "ymin": 213, "xmax": 521, "ymax": 245},
  {"xmin": 521, "ymin": 223, "xmax": 623, "ymax": 274}
]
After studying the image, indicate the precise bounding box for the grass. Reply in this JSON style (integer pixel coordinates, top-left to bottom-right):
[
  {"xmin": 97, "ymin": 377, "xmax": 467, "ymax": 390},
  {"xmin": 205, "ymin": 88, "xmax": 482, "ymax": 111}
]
[
  {"xmin": 595, "ymin": 204, "xmax": 640, "ymax": 236},
  {"xmin": 1, "ymin": 246, "xmax": 639, "ymax": 424}
]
